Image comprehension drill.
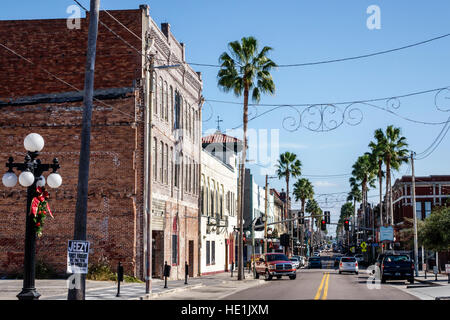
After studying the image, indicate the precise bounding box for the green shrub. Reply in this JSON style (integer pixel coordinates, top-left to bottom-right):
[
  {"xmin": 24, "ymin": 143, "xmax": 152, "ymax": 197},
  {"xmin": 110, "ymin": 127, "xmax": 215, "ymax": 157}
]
[
  {"xmin": 86, "ymin": 255, "xmax": 143, "ymax": 283},
  {"xmin": 35, "ymin": 260, "xmax": 57, "ymax": 279}
]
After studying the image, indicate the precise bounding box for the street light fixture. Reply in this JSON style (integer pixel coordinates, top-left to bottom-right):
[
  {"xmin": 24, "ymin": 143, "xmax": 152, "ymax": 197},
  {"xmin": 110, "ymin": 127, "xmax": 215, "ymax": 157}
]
[{"xmin": 2, "ymin": 133, "xmax": 62, "ymax": 300}]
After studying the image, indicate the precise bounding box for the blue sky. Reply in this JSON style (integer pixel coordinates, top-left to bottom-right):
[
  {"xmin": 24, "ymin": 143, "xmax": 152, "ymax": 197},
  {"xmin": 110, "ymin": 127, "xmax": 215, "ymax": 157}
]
[{"xmin": 2, "ymin": 1, "xmax": 449, "ymax": 236}]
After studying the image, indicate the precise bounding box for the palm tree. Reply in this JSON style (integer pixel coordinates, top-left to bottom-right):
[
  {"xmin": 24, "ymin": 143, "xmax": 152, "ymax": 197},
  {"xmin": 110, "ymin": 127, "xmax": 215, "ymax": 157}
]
[
  {"xmin": 347, "ymin": 185, "xmax": 362, "ymax": 243},
  {"xmin": 293, "ymin": 178, "xmax": 314, "ymax": 255},
  {"xmin": 293, "ymin": 178, "xmax": 314, "ymax": 216},
  {"xmin": 351, "ymin": 154, "xmax": 376, "ymax": 209},
  {"xmin": 368, "ymin": 134, "xmax": 386, "ymax": 227},
  {"xmin": 351, "ymin": 154, "xmax": 376, "ymax": 243},
  {"xmin": 306, "ymin": 199, "xmax": 322, "ymax": 251},
  {"xmin": 373, "ymin": 126, "xmax": 409, "ymax": 226},
  {"xmin": 218, "ymin": 36, "xmax": 276, "ymax": 280},
  {"xmin": 276, "ymin": 152, "xmax": 302, "ymax": 253}
]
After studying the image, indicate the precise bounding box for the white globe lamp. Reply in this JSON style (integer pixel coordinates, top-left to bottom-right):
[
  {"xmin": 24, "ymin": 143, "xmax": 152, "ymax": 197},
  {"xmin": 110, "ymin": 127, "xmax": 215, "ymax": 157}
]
[
  {"xmin": 24, "ymin": 133, "xmax": 45, "ymax": 152},
  {"xmin": 19, "ymin": 171, "xmax": 35, "ymax": 187},
  {"xmin": 2, "ymin": 172, "xmax": 17, "ymax": 188},
  {"xmin": 47, "ymin": 173, "xmax": 62, "ymax": 189}
]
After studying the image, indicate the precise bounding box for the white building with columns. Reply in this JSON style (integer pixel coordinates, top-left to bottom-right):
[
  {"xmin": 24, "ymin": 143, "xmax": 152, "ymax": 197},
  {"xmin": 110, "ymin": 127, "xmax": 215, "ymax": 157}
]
[{"xmin": 199, "ymin": 131, "xmax": 242, "ymax": 275}]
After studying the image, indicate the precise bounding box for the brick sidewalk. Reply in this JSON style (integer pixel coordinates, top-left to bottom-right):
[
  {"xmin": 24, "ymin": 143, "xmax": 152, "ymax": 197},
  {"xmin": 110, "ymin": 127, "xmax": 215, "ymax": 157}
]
[{"xmin": 0, "ymin": 270, "xmax": 261, "ymax": 300}]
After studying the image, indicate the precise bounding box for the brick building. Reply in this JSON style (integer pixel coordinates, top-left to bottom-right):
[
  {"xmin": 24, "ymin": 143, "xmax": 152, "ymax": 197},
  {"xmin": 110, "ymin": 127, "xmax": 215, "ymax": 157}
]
[
  {"xmin": 392, "ymin": 175, "xmax": 450, "ymax": 224},
  {"xmin": 0, "ymin": 6, "xmax": 203, "ymax": 280},
  {"xmin": 392, "ymin": 175, "xmax": 450, "ymax": 269}
]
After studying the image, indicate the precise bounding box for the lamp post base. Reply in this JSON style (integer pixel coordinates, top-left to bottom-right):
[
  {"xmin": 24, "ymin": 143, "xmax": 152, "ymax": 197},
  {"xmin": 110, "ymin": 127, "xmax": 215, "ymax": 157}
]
[{"xmin": 17, "ymin": 288, "xmax": 41, "ymax": 300}]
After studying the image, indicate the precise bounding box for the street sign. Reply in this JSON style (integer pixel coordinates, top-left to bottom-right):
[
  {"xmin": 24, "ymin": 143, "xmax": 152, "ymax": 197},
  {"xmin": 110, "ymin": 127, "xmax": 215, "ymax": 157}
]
[
  {"xmin": 380, "ymin": 226, "xmax": 394, "ymax": 241},
  {"xmin": 360, "ymin": 242, "xmax": 367, "ymax": 252},
  {"xmin": 423, "ymin": 263, "xmax": 428, "ymax": 271},
  {"xmin": 445, "ymin": 264, "xmax": 450, "ymax": 274},
  {"xmin": 67, "ymin": 240, "xmax": 90, "ymax": 274},
  {"xmin": 372, "ymin": 243, "xmax": 379, "ymax": 247}
]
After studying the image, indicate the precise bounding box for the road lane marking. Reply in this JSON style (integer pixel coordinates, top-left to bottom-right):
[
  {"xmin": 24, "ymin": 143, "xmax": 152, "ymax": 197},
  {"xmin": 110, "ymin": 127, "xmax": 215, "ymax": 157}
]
[
  {"xmin": 322, "ymin": 273, "xmax": 330, "ymax": 300},
  {"xmin": 314, "ymin": 272, "xmax": 328, "ymax": 300}
]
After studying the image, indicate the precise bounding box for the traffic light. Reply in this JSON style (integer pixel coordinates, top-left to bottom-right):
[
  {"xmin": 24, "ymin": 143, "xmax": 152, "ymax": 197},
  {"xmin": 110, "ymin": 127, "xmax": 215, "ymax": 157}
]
[
  {"xmin": 324, "ymin": 211, "xmax": 330, "ymax": 224},
  {"xmin": 344, "ymin": 219, "xmax": 349, "ymax": 231},
  {"xmin": 298, "ymin": 212, "xmax": 304, "ymax": 225},
  {"xmin": 320, "ymin": 219, "xmax": 326, "ymax": 231}
]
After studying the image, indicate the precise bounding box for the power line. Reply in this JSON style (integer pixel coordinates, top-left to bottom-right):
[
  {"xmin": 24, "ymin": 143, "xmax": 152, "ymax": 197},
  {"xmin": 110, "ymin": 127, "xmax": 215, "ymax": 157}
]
[
  {"xmin": 189, "ymin": 32, "xmax": 450, "ymax": 68},
  {"xmin": 205, "ymin": 86, "xmax": 449, "ymax": 107},
  {"xmin": 416, "ymin": 115, "xmax": 450, "ymax": 160}
]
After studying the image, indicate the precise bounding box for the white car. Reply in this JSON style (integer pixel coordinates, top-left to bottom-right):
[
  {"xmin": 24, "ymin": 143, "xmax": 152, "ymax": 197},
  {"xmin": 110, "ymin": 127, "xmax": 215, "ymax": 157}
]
[
  {"xmin": 338, "ymin": 257, "xmax": 358, "ymax": 274},
  {"xmin": 289, "ymin": 257, "xmax": 300, "ymax": 269}
]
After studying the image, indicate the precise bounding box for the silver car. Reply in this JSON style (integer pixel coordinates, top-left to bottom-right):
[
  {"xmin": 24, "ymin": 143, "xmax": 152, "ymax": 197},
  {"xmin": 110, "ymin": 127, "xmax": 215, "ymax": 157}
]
[
  {"xmin": 338, "ymin": 257, "xmax": 359, "ymax": 274},
  {"xmin": 290, "ymin": 257, "xmax": 300, "ymax": 269}
]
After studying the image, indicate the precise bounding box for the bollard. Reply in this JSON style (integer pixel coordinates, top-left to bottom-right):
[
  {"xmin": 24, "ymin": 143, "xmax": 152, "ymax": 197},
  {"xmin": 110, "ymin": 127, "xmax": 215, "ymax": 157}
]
[
  {"xmin": 163, "ymin": 261, "xmax": 171, "ymax": 289},
  {"xmin": 116, "ymin": 262, "xmax": 124, "ymax": 297},
  {"xmin": 231, "ymin": 261, "xmax": 234, "ymax": 278},
  {"xmin": 185, "ymin": 262, "xmax": 189, "ymax": 285}
]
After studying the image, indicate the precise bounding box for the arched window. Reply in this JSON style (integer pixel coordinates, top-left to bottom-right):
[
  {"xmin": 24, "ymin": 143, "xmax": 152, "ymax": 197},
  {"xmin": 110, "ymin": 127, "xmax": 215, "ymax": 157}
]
[
  {"xmin": 153, "ymin": 137, "xmax": 157, "ymax": 180},
  {"xmin": 220, "ymin": 185, "xmax": 224, "ymax": 219},
  {"xmin": 164, "ymin": 81, "xmax": 168, "ymax": 122},
  {"xmin": 210, "ymin": 180, "xmax": 215, "ymax": 216},
  {"xmin": 160, "ymin": 140, "xmax": 164, "ymax": 183},
  {"xmin": 170, "ymin": 86, "xmax": 174, "ymax": 128},
  {"xmin": 215, "ymin": 184, "xmax": 219, "ymax": 217},
  {"xmin": 206, "ymin": 179, "xmax": 210, "ymax": 216},
  {"xmin": 169, "ymin": 147, "xmax": 173, "ymax": 190},
  {"xmin": 152, "ymin": 72, "xmax": 157, "ymax": 115},
  {"xmin": 159, "ymin": 77, "xmax": 163, "ymax": 119},
  {"xmin": 164, "ymin": 144, "xmax": 168, "ymax": 184}
]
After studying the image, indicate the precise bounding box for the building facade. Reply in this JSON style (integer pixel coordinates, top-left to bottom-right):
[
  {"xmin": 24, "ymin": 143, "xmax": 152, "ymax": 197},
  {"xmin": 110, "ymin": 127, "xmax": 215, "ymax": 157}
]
[
  {"xmin": 0, "ymin": 6, "xmax": 202, "ymax": 280},
  {"xmin": 199, "ymin": 131, "xmax": 241, "ymax": 275}
]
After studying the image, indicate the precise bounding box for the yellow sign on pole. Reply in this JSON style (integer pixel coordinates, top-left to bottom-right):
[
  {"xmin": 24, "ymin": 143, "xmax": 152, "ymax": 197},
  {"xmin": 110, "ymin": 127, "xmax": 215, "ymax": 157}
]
[{"xmin": 361, "ymin": 242, "xmax": 367, "ymax": 252}]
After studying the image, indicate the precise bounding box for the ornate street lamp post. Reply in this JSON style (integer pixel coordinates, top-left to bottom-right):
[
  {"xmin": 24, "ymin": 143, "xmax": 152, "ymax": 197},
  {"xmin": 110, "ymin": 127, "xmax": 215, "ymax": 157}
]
[{"xmin": 2, "ymin": 133, "xmax": 62, "ymax": 300}]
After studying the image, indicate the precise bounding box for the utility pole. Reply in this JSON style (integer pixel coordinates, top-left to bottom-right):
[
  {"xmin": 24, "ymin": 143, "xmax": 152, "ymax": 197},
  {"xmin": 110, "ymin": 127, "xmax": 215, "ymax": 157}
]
[
  {"xmin": 237, "ymin": 162, "xmax": 244, "ymax": 280},
  {"xmin": 264, "ymin": 174, "xmax": 268, "ymax": 254},
  {"xmin": 411, "ymin": 151, "xmax": 419, "ymax": 276},
  {"xmin": 68, "ymin": 0, "xmax": 100, "ymax": 301},
  {"xmin": 144, "ymin": 44, "xmax": 155, "ymax": 295}
]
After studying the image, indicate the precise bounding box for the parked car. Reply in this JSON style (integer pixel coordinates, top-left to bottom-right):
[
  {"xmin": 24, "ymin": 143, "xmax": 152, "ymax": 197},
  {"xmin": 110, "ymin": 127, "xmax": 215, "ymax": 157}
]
[
  {"xmin": 308, "ymin": 257, "xmax": 322, "ymax": 269},
  {"xmin": 380, "ymin": 254, "xmax": 415, "ymax": 284},
  {"xmin": 254, "ymin": 253, "xmax": 296, "ymax": 280},
  {"xmin": 299, "ymin": 256, "xmax": 306, "ymax": 267},
  {"xmin": 292, "ymin": 255, "xmax": 305, "ymax": 267},
  {"xmin": 290, "ymin": 257, "xmax": 300, "ymax": 269},
  {"xmin": 338, "ymin": 257, "xmax": 359, "ymax": 274}
]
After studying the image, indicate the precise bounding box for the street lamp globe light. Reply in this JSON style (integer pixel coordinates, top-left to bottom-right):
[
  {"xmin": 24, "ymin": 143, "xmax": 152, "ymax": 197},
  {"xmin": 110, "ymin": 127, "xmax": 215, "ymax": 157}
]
[
  {"xmin": 47, "ymin": 173, "xmax": 62, "ymax": 189},
  {"xmin": 2, "ymin": 172, "xmax": 17, "ymax": 188},
  {"xmin": 18, "ymin": 171, "xmax": 35, "ymax": 187},
  {"xmin": 24, "ymin": 133, "xmax": 44, "ymax": 153}
]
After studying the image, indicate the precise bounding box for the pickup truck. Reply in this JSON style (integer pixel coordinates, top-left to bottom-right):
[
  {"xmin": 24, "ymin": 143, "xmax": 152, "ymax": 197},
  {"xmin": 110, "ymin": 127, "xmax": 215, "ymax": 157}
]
[
  {"xmin": 380, "ymin": 254, "xmax": 415, "ymax": 284},
  {"xmin": 254, "ymin": 253, "xmax": 296, "ymax": 280}
]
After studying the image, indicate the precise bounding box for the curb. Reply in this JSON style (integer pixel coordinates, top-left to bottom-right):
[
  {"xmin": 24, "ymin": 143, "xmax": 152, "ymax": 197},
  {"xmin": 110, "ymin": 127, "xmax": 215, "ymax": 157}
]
[
  {"xmin": 138, "ymin": 283, "xmax": 204, "ymax": 300},
  {"xmin": 414, "ymin": 278, "xmax": 445, "ymax": 287}
]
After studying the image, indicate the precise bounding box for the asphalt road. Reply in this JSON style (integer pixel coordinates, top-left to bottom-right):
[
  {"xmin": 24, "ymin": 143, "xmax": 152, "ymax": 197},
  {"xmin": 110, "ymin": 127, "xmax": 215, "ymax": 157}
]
[{"xmin": 224, "ymin": 253, "xmax": 419, "ymax": 300}]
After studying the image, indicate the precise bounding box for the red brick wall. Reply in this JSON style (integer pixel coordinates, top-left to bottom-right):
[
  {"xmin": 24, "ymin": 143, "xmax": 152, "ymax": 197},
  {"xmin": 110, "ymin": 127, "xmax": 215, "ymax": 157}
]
[
  {"xmin": 0, "ymin": 10, "xmax": 142, "ymax": 100},
  {"xmin": 0, "ymin": 93, "xmax": 145, "ymax": 277}
]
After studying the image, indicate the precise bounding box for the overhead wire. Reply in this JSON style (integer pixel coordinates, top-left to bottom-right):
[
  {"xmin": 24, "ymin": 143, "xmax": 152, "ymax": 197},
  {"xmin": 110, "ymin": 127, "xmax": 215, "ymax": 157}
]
[{"xmin": 188, "ymin": 33, "xmax": 450, "ymax": 68}]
